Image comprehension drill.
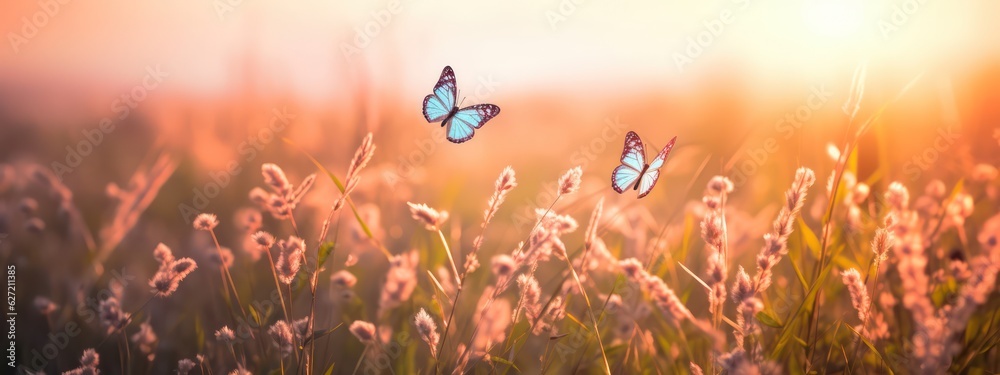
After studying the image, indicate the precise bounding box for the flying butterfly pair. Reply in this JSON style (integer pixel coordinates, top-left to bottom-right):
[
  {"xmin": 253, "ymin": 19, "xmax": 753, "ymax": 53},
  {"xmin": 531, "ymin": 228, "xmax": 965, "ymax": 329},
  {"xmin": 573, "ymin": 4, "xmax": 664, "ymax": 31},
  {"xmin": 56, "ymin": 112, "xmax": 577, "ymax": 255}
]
[{"xmin": 421, "ymin": 66, "xmax": 677, "ymax": 198}]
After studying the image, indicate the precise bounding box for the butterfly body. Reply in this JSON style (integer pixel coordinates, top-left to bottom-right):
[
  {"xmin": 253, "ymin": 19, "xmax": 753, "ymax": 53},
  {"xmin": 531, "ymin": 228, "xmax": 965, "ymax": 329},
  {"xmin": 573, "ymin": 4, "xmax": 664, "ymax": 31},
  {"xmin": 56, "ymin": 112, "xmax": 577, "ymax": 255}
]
[
  {"xmin": 422, "ymin": 66, "xmax": 500, "ymax": 143},
  {"xmin": 611, "ymin": 131, "xmax": 677, "ymax": 198},
  {"xmin": 437, "ymin": 106, "xmax": 463, "ymax": 128},
  {"xmin": 632, "ymin": 164, "xmax": 650, "ymax": 191}
]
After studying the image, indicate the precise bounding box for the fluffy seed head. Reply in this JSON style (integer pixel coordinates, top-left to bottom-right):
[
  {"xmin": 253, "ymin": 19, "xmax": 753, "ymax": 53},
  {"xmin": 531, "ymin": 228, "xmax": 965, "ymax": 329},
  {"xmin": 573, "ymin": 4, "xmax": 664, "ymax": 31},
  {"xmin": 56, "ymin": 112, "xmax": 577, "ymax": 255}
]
[
  {"xmin": 275, "ymin": 236, "xmax": 306, "ymax": 284},
  {"xmin": 80, "ymin": 348, "xmax": 99, "ymax": 367},
  {"xmin": 267, "ymin": 320, "xmax": 296, "ymax": 357},
  {"xmin": 407, "ymin": 202, "xmax": 449, "ymax": 231},
  {"xmin": 972, "ymin": 163, "xmax": 999, "ymax": 182},
  {"xmin": 349, "ymin": 320, "xmax": 377, "ymax": 344},
  {"xmin": 34, "ymin": 296, "xmax": 57, "ymax": 315},
  {"xmin": 413, "ymin": 308, "xmax": 440, "ymax": 357},
  {"xmin": 251, "ymin": 231, "xmax": 275, "ymax": 248},
  {"xmin": 885, "ymin": 182, "xmax": 910, "ymax": 212},
  {"xmin": 193, "ymin": 213, "xmax": 219, "ymax": 231},
  {"xmin": 215, "ymin": 326, "xmax": 236, "ymax": 343},
  {"xmin": 210, "ymin": 247, "xmax": 234, "ymax": 268},
  {"xmin": 708, "ymin": 176, "xmax": 734, "ymax": 195},
  {"xmin": 483, "ymin": 166, "xmax": 518, "ymax": 225},
  {"xmin": 491, "ymin": 255, "xmax": 517, "ymax": 277},
  {"xmin": 178, "ymin": 359, "xmax": 196, "ymax": 374},
  {"xmin": 330, "ymin": 270, "xmax": 358, "ymax": 288},
  {"xmin": 153, "ymin": 243, "xmax": 175, "ymax": 265},
  {"xmin": 347, "ymin": 133, "xmax": 376, "ymax": 181},
  {"xmin": 261, "ymin": 163, "xmax": 292, "ymax": 194},
  {"xmin": 557, "ymin": 166, "xmax": 583, "ymax": 195}
]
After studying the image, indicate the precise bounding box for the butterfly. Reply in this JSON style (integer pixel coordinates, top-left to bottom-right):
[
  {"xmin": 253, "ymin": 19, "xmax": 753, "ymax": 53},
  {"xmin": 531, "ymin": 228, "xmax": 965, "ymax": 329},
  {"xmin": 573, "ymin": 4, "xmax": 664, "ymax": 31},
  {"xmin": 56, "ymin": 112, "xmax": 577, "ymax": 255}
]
[
  {"xmin": 422, "ymin": 66, "xmax": 501, "ymax": 144},
  {"xmin": 611, "ymin": 131, "xmax": 678, "ymax": 198}
]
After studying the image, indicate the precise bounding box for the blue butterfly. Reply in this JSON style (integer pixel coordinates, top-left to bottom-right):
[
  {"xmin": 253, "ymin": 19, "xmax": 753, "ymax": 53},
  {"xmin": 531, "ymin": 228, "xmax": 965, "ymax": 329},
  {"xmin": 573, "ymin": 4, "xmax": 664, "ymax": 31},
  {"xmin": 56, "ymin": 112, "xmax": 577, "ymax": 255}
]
[
  {"xmin": 422, "ymin": 66, "xmax": 500, "ymax": 143},
  {"xmin": 612, "ymin": 131, "xmax": 677, "ymax": 199}
]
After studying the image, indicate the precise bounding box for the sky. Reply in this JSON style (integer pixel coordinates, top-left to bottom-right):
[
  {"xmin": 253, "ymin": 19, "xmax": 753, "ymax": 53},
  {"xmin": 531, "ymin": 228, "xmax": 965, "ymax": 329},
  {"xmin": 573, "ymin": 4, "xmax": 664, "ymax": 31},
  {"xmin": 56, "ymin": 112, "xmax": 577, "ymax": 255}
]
[{"xmin": 1, "ymin": 0, "xmax": 997, "ymax": 106}]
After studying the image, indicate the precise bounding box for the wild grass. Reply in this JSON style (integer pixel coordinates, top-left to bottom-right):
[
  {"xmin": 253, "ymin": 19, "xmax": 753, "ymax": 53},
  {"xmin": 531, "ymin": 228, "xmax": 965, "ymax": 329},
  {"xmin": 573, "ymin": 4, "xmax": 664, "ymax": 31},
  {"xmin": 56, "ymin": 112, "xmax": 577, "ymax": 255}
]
[{"xmin": 8, "ymin": 71, "xmax": 1000, "ymax": 375}]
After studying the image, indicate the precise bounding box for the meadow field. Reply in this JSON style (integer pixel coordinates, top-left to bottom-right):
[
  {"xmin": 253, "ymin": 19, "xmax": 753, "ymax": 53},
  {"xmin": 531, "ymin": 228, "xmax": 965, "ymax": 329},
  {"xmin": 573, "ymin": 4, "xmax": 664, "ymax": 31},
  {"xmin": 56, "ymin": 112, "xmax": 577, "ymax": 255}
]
[{"xmin": 2, "ymin": 0, "xmax": 1000, "ymax": 374}]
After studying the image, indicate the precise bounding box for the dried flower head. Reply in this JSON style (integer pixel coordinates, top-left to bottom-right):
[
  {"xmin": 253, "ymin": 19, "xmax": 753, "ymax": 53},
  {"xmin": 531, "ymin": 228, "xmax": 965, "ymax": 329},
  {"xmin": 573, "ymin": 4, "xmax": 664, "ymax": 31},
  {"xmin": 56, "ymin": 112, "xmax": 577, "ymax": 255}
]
[
  {"xmin": 731, "ymin": 267, "xmax": 753, "ymax": 304},
  {"xmin": 972, "ymin": 163, "xmax": 999, "ymax": 182},
  {"xmin": 80, "ymin": 348, "xmax": 99, "ymax": 367},
  {"xmin": 193, "ymin": 213, "xmax": 219, "ymax": 231},
  {"xmin": 413, "ymin": 308, "xmax": 441, "ymax": 357},
  {"xmin": 98, "ymin": 297, "xmax": 128, "ymax": 331},
  {"xmin": 491, "ymin": 254, "xmax": 517, "ymax": 278},
  {"xmin": 516, "ymin": 274, "xmax": 542, "ymax": 322},
  {"xmin": 153, "ymin": 243, "xmax": 175, "ymax": 265},
  {"xmin": 248, "ymin": 187, "xmax": 269, "ymax": 206},
  {"xmin": 178, "ymin": 359, "xmax": 196, "ymax": 375},
  {"xmin": 288, "ymin": 174, "xmax": 317, "ymax": 206},
  {"xmin": 268, "ymin": 320, "xmax": 296, "ymax": 357},
  {"xmin": 130, "ymin": 321, "xmax": 157, "ymax": 359},
  {"xmin": 464, "ymin": 253, "xmax": 481, "ymax": 275},
  {"xmin": 347, "ymin": 133, "xmax": 376, "ymax": 181},
  {"xmin": 150, "ymin": 257, "xmax": 198, "ymax": 297},
  {"xmin": 251, "ymin": 231, "xmax": 275, "ymax": 248},
  {"xmin": 482, "ymin": 166, "xmax": 518, "ymax": 226},
  {"xmin": 557, "ymin": 166, "xmax": 583, "ymax": 195},
  {"xmin": 210, "ymin": 247, "xmax": 235, "ymax": 268},
  {"xmin": 885, "ymin": 182, "xmax": 910, "ymax": 212},
  {"xmin": 215, "ymin": 326, "xmax": 236, "ymax": 343},
  {"xmin": 233, "ymin": 208, "xmax": 263, "ymax": 232},
  {"xmin": 925, "ymin": 179, "xmax": 947, "ymax": 199},
  {"xmin": 708, "ymin": 176, "xmax": 734, "ymax": 195},
  {"xmin": 379, "ymin": 250, "xmax": 419, "ymax": 314},
  {"xmin": 585, "ymin": 197, "xmax": 604, "ymax": 250},
  {"xmin": 978, "ymin": 214, "xmax": 1000, "ymax": 251},
  {"xmin": 349, "ymin": 320, "xmax": 377, "ymax": 344},
  {"xmin": 261, "ymin": 163, "xmax": 292, "ymax": 194},
  {"xmin": 407, "ymin": 202, "xmax": 449, "ymax": 231},
  {"xmin": 841, "ymin": 268, "xmax": 871, "ymax": 319},
  {"xmin": 330, "ymin": 270, "xmax": 358, "ymax": 288},
  {"xmin": 275, "ymin": 236, "xmax": 306, "ymax": 284},
  {"xmin": 34, "ymin": 296, "xmax": 57, "ymax": 315}
]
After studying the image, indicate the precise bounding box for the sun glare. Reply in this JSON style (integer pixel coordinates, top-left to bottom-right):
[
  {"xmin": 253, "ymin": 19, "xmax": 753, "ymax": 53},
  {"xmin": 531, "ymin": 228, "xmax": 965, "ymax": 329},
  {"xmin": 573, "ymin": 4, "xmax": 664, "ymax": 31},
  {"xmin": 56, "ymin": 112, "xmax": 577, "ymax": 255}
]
[{"xmin": 802, "ymin": 0, "xmax": 866, "ymax": 38}]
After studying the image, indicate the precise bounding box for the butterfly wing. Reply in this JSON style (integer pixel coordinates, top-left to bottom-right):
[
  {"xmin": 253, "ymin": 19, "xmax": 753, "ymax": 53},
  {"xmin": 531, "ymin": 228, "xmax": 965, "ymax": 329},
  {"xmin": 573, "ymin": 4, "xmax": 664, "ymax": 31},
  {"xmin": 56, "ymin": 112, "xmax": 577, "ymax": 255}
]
[
  {"xmin": 612, "ymin": 165, "xmax": 642, "ymax": 193},
  {"xmin": 611, "ymin": 131, "xmax": 647, "ymax": 193},
  {"xmin": 620, "ymin": 131, "xmax": 646, "ymax": 171},
  {"xmin": 636, "ymin": 136, "xmax": 678, "ymax": 199},
  {"xmin": 646, "ymin": 136, "xmax": 677, "ymax": 171},
  {"xmin": 422, "ymin": 66, "xmax": 457, "ymax": 123},
  {"xmin": 445, "ymin": 104, "xmax": 500, "ymax": 143},
  {"xmin": 636, "ymin": 169, "xmax": 660, "ymax": 198}
]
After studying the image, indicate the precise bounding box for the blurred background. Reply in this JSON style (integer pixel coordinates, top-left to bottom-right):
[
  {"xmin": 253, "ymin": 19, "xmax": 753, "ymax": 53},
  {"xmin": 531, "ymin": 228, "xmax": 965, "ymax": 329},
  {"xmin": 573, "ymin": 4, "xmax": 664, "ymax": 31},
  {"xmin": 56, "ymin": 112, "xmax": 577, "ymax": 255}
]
[{"xmin": 1, "ymin": 0, "xmax": 999, "ymax": 372}]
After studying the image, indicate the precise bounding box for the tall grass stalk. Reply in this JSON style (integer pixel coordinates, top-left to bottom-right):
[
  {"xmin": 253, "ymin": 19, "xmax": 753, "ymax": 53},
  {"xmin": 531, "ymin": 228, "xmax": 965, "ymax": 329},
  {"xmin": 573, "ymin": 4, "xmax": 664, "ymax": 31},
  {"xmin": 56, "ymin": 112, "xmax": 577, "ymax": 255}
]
[{"xmin": 804, "ymin": 73, "xmax": 924, "ymax": 367}]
